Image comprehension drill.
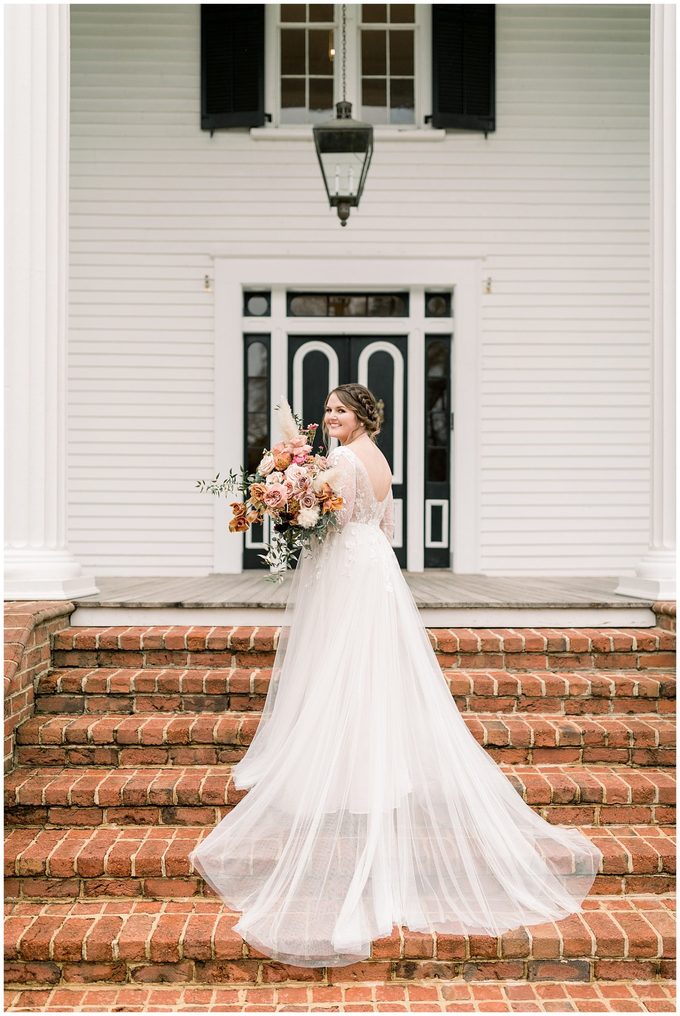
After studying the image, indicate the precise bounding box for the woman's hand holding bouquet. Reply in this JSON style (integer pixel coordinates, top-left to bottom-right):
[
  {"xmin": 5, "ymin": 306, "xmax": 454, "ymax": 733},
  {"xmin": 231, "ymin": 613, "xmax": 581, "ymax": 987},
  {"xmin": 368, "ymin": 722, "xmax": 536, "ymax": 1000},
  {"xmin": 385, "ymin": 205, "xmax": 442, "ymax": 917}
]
[{"xmin": 196, "ymin": 397, "xmax": 345, "ymax": 582}]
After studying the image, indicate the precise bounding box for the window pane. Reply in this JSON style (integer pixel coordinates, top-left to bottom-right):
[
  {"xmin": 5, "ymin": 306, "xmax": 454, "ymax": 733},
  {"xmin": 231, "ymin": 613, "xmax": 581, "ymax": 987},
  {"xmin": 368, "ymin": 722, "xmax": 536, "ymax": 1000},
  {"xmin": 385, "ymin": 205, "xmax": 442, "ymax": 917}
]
[
  {"xmin": 367, "ymin": 294, "xmax": 408, "ymax": 316},
  {"xmin": 390, "ymin": 3, "xmax": 414, "ymax": 23},
  {"xmin": 428, "ymin": 447, "xmax": 447, "ymax": 482},
  {"xmin": 248, "ymin": 412, "xmax": 269, "ymax": 451},
  {"xmin": 248, "ymin": 342, "xmax": 269, "ymax": 376},
  {"xmin": 309, "ymin": 4, "xmax": 334, "ymax": 20},
  {"xmin": 362, "ymin": 77, "xmax": 387, "ymax": 113},
  {"xmin": 362, "ymin": 5, "xmax": 387, "ymax": 23},
  {"xmin": 309, "ymin": 77, "xmax": 333, "ymax": 112},
  {"xmin": 390, "ymin": 77, "xmax": 414, "ymax": 123},
  {"xmin": 281, "ymin": 77, "xmax": 306, "ymax": 109},
  {"xmin": 244, "ymin": 292, "xmax": 271, "ymax": 318},
  {"xmin": 361, "ymin": 29, "xmax": 386, "ymax": 75},
  {"xmin": 427, "ymin": 344, "xmax": 447, "ymax": 377},
  {"xmin": 309, "ymin": 28, "xmax": 333, "ymax": 74},
  {"xmin": 289, "ymin": 294, "xmax": 328, "ymax": 316},
  {"xmin": 281, "ymin": 29, "xmax": 306, "ymax": 74},
  {"xmin": 281, "ymin": 4, "xmax": 306, "ymax": 22},
  {"xmin": 248, "ymin": 377, "xmax": 268, "ymax": 414},
  {"xmin": 328, "ymin": 295, "xmax": 367, "ymax": 316},
  {"xmin": 425, "ymin": 293, "xmax": 452, "ymax": 318},
  {"xmin": 389, "ymin": 29, "xmax": 413, "ymax": 75}
]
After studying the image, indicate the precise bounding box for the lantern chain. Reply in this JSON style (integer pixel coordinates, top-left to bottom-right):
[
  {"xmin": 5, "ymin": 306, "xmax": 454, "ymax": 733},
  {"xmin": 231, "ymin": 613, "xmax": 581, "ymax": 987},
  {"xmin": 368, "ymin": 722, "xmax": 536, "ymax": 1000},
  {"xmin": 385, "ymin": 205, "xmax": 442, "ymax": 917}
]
[{"xmin": 341, "ymin": 4, "xmax": 346, "ymax": 103}]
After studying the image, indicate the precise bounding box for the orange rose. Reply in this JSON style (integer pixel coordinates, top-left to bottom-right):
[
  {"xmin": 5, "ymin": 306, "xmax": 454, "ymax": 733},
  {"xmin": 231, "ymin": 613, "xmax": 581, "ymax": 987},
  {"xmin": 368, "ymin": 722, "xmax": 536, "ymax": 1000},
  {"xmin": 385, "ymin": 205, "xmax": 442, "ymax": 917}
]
[
  {"xmin": 274, "ymin": 452, "xmax": 293, "ymax": 471},
  {"xmin": 229, "ymin": 516, "xmax": 250, "ymax": 533},
  {"xmin": 230, "ymin": 501, "xmax": 247, "ymax": 517},
  {"xmin": 318, "ymin": 483, "xmax": 343, "ymax": 514},
  {"xmin": 249, "ymin": 483, "xmax": 267, "ymax": 505}
]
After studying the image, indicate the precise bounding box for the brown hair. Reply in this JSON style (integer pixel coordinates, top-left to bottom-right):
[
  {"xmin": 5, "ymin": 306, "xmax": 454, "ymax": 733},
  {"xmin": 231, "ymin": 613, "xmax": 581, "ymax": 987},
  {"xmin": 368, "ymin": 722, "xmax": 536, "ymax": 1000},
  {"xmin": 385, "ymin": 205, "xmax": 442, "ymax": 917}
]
[{"xmin": 322, "ymin": 384, "xmax": 385, "ymax": 450}]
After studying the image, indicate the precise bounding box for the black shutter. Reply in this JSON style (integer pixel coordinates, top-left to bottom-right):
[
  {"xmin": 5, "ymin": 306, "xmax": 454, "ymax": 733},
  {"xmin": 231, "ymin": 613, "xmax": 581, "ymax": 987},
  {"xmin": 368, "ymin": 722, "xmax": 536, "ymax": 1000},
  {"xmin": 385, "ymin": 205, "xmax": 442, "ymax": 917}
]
[
  {"xmin": 201, "ymin": 5, "xmax": 265, "ymax": 131},
  {"xmin": 431, "ymin": 5, "xmax": 495, "ymax": 133}
]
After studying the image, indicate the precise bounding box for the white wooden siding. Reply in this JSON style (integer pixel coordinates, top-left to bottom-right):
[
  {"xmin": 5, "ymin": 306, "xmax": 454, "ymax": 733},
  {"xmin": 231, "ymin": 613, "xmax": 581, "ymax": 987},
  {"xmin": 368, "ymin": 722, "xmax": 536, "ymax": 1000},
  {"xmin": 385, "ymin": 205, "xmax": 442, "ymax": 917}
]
[{"xmin": 69, "ymin": 3, "xmax": 650, "ymax": 576}]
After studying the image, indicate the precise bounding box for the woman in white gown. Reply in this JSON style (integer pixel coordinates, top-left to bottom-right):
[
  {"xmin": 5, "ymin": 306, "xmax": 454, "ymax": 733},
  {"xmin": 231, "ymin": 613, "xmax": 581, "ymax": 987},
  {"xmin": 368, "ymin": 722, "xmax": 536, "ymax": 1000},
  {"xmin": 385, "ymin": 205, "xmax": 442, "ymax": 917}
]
[{"xmin": 190, "ymin": 384, "xmax": 602, "ymax": 968}]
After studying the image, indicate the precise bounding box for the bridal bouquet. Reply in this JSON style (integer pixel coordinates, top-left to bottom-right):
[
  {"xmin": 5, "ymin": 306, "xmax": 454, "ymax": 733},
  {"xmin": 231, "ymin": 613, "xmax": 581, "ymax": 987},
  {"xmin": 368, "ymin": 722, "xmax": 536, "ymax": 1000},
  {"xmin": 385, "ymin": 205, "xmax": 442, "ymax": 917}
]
[{"xmin": 195, "ymin": 397, "xmax": 346, "ymax": 582}]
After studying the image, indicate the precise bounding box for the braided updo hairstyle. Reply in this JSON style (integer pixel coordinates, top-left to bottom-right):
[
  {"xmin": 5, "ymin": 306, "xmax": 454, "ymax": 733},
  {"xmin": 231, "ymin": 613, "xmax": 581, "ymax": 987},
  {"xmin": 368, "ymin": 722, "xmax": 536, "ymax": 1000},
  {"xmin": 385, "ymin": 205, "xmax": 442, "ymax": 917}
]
[{"xmin": 322, "ymin": 384, "xmax": 385, "ymax": 450}]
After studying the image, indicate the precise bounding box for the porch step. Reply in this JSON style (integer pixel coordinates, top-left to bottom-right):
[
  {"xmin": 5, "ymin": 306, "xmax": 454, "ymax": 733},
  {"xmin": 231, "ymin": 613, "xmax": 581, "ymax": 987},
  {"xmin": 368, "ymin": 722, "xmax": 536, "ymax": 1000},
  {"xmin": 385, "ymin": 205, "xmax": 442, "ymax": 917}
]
[
  {"xmin": 4, "ymin": 979, "xmax": 678, "ymax": 1013},
  {"xmin": 35, "ymin": 666, "xmax": 676, "ymax": 717},
  {"xmin": 4, "ymin": 895, "xmax": 675, "ymax": 987},
  {"xmin": 5, "ymin": 825, "xmax": 675, "ymax": 902},
  {"xmin": 5, "ymin": 765, "xmax": 675, "ymax": 829},
  {"xmin": 51, "ymin": 625, "xmax": 676, "ymax": 673},
  {"xmin": 15, "ymin": 711, "xmax": 675, "ymax": 768}
]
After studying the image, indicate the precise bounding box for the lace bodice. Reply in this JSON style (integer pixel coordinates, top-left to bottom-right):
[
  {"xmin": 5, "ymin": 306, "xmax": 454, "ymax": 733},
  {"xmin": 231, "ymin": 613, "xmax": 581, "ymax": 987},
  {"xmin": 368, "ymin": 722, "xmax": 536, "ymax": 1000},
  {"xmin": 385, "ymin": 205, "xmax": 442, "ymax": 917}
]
[{"xmin": 327, "ymin": 444, "xmax": 395, "ymax": 543}]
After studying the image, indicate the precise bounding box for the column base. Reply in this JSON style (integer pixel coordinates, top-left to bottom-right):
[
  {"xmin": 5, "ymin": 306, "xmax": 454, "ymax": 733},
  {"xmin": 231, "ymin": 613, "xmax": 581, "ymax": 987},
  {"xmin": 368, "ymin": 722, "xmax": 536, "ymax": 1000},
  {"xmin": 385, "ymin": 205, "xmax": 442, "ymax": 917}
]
[
  {"xmin": 4, "ymin": 548, "xmax": 99, "ymax": 600},
  {"xmin": 614, "ymin": 549, "xmax": 676, "ymax": 600}
]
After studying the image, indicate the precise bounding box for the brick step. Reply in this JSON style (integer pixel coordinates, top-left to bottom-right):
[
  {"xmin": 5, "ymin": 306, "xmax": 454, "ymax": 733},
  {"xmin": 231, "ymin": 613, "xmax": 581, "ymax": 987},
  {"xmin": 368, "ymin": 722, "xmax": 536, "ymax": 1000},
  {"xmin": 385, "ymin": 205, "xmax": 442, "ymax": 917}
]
[
  {"xmin": 51, "ymin": 626, "xmax": 676, "ymax": 673},
  {"xmin": 3, "ymin": 980, "xmax": 678, "ymax": 1013},
  {"xmin": 15, "ymin": 712, "xmax": 675, "ymax": 768},
  {"xmin": 35, "ymin": 667, "xmax": 677, "ymax": 717},
  {"xmin": 5, "ymin": 765, "xmax": 675, "ymax": 829},
  {"xmin": 4, "ymin": 895, "xmax": 675, "ymax": 987},
  {"xmin": 4, "ymin": 825, "xmax": 676, "ymax": 903}
]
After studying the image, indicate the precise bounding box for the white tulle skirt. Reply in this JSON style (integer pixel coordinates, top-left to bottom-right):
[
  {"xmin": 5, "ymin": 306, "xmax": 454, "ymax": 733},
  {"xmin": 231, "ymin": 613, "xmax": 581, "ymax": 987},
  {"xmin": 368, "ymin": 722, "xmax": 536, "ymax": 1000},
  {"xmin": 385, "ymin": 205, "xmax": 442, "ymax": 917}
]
[{"xmin": 189, "ymin": 520, "xmax": 602, "ymax": 967}]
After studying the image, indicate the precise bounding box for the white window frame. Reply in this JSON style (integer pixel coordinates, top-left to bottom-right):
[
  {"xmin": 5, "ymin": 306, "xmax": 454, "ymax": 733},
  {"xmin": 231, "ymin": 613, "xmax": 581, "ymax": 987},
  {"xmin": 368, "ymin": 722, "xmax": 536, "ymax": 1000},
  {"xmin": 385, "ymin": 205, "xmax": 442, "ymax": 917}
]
[{"xmin": 255, "ymin": 3, "xmax": 445, "ymax": 141}]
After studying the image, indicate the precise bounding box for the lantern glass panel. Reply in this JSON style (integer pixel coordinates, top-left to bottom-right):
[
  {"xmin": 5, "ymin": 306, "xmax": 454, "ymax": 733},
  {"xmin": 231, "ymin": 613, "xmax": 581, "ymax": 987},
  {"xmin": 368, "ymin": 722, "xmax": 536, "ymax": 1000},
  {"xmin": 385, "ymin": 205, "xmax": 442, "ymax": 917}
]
[{"xmin": 317, "ymin": 149, "xmax": 368, "ymax": 199}]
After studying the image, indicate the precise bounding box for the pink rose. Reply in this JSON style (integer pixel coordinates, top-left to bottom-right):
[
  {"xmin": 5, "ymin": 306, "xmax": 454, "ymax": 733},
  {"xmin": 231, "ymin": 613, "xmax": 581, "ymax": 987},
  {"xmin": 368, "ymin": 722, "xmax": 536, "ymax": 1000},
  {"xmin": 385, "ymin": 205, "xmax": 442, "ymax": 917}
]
[
  {"xmin": 258, "ymin": 452, "xmax": 275, "ymax": 475},
  {"xmin": 263, "ymin": 484, "xmax": 288, "ymax": 509},
  {"xmin": 299, "ymin": 490, "xmax": 317, "ymax": 509}
]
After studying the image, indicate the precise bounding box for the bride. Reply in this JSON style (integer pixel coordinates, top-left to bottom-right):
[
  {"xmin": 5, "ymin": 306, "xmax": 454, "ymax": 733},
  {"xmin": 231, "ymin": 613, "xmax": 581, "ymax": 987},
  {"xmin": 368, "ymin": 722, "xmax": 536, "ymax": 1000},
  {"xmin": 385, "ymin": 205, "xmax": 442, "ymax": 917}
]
[{"xmin": 190, "ymin": 383, "xmax": 602, "ymax": 968}]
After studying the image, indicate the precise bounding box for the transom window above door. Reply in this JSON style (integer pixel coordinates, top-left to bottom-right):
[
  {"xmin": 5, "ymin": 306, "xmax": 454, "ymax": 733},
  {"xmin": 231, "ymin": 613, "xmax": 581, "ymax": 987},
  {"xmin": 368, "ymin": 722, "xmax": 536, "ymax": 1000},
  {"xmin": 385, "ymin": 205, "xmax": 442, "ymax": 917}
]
[{"xmin": 276, "ymin": 3, "xmax": 419, "ymax": 126}]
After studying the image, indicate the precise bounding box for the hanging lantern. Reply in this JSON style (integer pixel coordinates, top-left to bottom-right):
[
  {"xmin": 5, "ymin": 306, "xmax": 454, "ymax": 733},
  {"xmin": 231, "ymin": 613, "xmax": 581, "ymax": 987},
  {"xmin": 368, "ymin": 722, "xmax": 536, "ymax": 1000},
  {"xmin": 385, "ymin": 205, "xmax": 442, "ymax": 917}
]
[
  {"xmin": 313, "ymin": 101, "xmax": 374, "ymax": 226},
  {"xmin": 312, "ymin": 5, "xmax": 373, "ymax": 226}
]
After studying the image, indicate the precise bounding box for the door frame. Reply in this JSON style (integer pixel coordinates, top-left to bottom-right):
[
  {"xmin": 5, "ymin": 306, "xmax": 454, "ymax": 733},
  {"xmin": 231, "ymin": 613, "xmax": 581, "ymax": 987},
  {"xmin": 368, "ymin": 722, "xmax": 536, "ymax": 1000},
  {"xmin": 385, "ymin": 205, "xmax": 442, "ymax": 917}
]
[{"xmin": 213, "ymin": 256, "xmax": 482, "ymax": 574}]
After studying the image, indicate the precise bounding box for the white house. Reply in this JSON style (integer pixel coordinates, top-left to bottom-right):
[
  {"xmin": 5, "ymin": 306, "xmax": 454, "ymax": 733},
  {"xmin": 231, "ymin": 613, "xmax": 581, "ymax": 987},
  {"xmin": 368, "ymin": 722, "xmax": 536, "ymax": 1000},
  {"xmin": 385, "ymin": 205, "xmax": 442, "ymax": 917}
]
[{"xmin": 4, "ymin": 3, "xmax": 675, "ymax": 600}]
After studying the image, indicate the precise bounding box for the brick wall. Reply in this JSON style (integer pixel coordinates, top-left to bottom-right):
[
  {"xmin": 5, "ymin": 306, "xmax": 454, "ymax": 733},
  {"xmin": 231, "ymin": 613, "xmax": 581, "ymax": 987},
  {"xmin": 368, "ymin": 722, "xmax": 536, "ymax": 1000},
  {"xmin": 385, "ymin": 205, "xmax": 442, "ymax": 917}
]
[
  {"xmin": 653, "ymin": 601, "xmax": 676, "ymax": 634},
  {"xmin": 4, "ymin": 601, "xmax": 75, "ymax": 772}
]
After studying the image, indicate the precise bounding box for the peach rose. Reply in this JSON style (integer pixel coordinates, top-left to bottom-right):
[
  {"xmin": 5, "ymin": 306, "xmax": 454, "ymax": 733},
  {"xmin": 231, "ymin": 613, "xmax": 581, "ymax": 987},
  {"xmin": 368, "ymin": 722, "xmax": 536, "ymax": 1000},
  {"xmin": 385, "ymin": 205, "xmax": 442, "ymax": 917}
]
[
  {"xmin": 249, "ymin": 483, "xmax": 267, "ymax": 505},
  {"xmin": 258, "ymin": 452, "xmax": 275, "ymax": 475}
]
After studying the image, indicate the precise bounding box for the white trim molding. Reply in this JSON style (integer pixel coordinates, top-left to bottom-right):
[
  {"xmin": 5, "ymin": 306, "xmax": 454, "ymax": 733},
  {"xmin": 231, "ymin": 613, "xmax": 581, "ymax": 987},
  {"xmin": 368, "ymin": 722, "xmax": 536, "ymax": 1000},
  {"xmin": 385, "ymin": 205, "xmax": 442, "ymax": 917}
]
[
  {"xmin": 4, "ymin": 4, "xmax": 98, "ymax": 600},
  {"xmin": 616, "ymin": 4, "xmax": 676, "ymax": 600},
  {"xmin": 212, "ymin": 256, "xmax": 482, "ymax": 574}
]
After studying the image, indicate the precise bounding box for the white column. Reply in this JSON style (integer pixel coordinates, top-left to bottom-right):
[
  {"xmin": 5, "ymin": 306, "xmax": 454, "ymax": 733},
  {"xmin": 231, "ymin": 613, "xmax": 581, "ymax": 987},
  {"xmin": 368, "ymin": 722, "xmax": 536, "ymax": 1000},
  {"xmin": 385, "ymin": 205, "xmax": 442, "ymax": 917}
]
[
  {"xmin": 617, "ymin": 4, "xmax": 676, "ymax": 600},
  {"xmin": 4, "ymin": 4, "xmax": 98, "ymax": 599}
]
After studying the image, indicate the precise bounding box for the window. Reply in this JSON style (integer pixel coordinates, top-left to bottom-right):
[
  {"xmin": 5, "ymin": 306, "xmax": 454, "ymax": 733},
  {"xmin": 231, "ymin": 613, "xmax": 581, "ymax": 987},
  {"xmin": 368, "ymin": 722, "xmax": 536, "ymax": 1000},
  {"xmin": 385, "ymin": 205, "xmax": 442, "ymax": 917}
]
[
  {"xmin": 268, "ymin": 3, "xmax": 428, "ymax": 129},
  {"xmin": 360, "ymin": 4, "xmax": 415, "ymax": 125},
  {"xmin": 201, "ymin": 4, "xmax": 495, "ymax": 136},
  {"xmin": 280, "ymin": 5, "xmax": 336, "ymax": 123}
]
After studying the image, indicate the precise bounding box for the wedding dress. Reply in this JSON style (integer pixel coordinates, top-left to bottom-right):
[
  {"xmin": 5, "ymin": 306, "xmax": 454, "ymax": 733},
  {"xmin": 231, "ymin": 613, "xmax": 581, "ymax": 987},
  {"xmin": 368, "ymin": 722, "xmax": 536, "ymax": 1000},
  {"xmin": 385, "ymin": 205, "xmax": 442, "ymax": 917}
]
[{"xmin": 190, "ymin": 442, "xmax": 602, "ymax": 967}]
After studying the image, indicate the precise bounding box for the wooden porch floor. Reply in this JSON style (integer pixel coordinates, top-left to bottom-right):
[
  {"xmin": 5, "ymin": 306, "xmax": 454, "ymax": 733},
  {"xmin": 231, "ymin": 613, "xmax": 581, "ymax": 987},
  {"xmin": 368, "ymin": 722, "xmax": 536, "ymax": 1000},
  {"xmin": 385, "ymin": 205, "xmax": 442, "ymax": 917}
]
[{"xmin": 70, "ymin": 573, "xmax": 659, "ymax": 628}]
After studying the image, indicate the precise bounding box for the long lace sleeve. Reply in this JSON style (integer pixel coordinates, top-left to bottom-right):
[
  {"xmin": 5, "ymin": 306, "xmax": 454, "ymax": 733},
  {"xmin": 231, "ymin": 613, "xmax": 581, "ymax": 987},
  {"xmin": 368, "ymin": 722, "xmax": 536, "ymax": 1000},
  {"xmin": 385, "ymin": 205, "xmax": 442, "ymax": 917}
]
[
  {"xmin": 380, "ymin": 487, "xmax": 394, "ymax": 543},
  {"xmin": 329, "ymin": 448, "xmax": 356, "ymax": 528}
]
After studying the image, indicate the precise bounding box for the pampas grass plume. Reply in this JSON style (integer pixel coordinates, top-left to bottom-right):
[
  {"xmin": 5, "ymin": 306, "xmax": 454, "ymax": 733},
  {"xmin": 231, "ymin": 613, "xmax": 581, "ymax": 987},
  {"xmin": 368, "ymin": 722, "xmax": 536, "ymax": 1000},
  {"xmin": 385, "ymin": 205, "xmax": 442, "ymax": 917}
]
[{"xmin": 276, "ymin": 395, "xmax": 300, "ymax": 444}]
